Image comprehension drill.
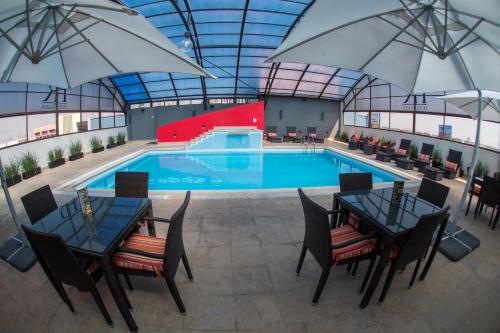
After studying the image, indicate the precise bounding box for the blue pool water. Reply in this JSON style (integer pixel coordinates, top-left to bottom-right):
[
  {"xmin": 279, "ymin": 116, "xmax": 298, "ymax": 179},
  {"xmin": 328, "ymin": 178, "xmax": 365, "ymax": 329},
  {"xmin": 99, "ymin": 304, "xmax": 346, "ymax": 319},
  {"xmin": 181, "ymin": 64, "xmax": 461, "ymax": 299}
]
[
  {"xmin": 85, "ymin": 149, "xmax": 404, "ymax": 190},
  {"xmin": 187, "ymin": 130, "xmax": 262, "ymax": 150}
]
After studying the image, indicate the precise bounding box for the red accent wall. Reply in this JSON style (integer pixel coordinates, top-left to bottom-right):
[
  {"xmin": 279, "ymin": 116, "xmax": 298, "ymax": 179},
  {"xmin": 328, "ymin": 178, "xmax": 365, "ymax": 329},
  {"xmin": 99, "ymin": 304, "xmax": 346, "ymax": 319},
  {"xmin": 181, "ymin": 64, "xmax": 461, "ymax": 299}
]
[{"xmin": 157, "ymin": 101, "xmax": 264, "ymax": 142}]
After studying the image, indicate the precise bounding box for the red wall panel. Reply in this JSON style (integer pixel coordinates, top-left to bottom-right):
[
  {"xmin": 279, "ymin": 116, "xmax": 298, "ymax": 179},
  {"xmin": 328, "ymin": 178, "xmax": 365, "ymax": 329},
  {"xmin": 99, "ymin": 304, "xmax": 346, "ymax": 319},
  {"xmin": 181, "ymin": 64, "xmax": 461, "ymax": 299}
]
[{"xmin": 157, "ymin": 101, "xmax": 264, "ymax": 142}]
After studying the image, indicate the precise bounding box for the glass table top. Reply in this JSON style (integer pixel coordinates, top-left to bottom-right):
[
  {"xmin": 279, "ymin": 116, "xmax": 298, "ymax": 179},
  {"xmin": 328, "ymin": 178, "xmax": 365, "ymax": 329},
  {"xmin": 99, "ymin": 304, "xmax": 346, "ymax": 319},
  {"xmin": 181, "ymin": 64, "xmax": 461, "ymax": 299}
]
[
  {"xmin": 335, "ymin": 188, "xmax": 442, "ymax": 236},
  {"xmin": 29, "ymin": 197, "xmax": 150, "ymax": 255}
]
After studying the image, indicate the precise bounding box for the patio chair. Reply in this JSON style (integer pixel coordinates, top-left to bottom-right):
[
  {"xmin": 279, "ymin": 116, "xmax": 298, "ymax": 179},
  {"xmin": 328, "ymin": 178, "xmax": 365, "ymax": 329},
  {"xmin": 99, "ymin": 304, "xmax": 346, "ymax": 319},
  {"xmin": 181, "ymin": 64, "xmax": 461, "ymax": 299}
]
[
  {"xmin": 473, "ymin": 176, "xmax": 500, "ymax": 229},
  {"xmin": 363, "ymin": 137, "xmax": 380, "ymax": 155},
  {"xmin": 115, "ymin": 172, "xmax": 155, "ymax": 236},
  {"xmin": 333, "ymin": 173, "xmax": 373, "ymax": 229},
  {"xmin": 391, "ymin": 139, "xmax": 411, "ymax": 160},
  {"xmin": 413, "ymin": 143, "xmax": 434, "ymax": 172},
  {"xmin": 416, "ymin": 178, "xmax": 450, "ymax": 208},
  {"xmin": 379, "ymin": 140, "xmax": 396, "ymax": 152},
  {"xmin": 378, "ymin": 207, "xmax": 450, "ymax": 303},
  {"xmin": 265, "ymin": 126, "xmax": 283, "ymax": 143},
  {"xmin": 438, "ymin": 149, "xmax": 462, "ymax": 179},
  {"xmin": 296, "ymin": 189, "xmax": 378, "ymax": 305},
  {"xmin": 113, "ymin": 191, "xmax": 193, "ymax": 314},
  {"xmin": 22, "ymin": 225, "xmax": 114, "ymax": 326},
  {"xmin": 359, "ymin": 136, "xmax": 371, "ymax": 151},
  {"xmin": 21, "ymin": 185, "xmax": 58, "ymax": 224},
  {"xmin": 307, "ymin": 127, "xmax": 324, "ymax": 143},
  {"xmin": 466, "ymin": 179, "xmax": 483, "ymax": 216},
  {"xmin": 284, "ymin": 126, "xmax": 298, "ymax": 142},
  {"xmin": 348, "ymin": 132, "xmax": 361, "ymax": 150}
]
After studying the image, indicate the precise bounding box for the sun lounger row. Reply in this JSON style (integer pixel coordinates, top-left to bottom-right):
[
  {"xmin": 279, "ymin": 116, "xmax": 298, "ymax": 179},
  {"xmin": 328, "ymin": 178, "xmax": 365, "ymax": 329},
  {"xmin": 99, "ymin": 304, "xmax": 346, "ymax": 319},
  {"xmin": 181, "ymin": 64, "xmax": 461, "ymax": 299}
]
[{"xmin": 264, "ymin": 126, "xmax": 325, "ymax": 143}]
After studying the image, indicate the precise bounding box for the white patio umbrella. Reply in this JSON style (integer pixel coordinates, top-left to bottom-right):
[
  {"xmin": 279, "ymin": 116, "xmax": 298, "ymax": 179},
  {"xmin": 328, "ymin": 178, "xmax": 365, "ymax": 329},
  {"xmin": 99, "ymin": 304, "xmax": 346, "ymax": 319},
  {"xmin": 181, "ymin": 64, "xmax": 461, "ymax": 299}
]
[
  {"xmin": 266, "ymin": 0, "xmax": 500, "ymax": 260},
  {"xmin": 267, "ymin": 0, "xmax": 500, "ymax": 94},
  {"xmin": 0, "ymin": 0, "xmax": 215, "ymax": 89}
]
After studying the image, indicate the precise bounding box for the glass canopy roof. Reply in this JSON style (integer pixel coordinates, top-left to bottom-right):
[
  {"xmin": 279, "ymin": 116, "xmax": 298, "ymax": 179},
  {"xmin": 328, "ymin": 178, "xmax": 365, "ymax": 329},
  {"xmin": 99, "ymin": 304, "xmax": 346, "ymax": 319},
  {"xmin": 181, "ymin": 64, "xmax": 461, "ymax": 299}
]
[{"xmin": 112, "ymin": 0, "xmax": 365, "ymax": 103}]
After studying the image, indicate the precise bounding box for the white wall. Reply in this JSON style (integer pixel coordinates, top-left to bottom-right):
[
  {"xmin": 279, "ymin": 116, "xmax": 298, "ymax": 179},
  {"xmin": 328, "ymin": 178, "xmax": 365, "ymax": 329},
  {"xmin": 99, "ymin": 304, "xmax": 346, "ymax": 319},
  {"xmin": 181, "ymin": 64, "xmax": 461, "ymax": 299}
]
[
  {"xmin": 342, "ymin": 125, "xmax": 500, "ymax": 175},
  {"xmin": 0, "ymin": 128, "xmax": 127, "ymax": 168}
]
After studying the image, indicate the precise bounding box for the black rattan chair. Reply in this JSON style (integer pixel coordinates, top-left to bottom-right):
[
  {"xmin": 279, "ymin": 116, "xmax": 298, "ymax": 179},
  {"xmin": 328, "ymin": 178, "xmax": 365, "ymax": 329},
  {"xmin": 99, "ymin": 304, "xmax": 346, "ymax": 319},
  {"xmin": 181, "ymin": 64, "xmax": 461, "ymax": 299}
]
[
  {"xmin": 265, "ymin": 126, "xmax": 283, "ymax": 143},
  {"xmin": 363, "ymin": 137, "xmax": 380, "ymax": 155},
  {"xmin": 474, "ymin": 176, "xmax": 500, "ymax": 229},
  {"xmin": 296, "ymin": 189, "xmax": 377, "ymax": 304},
  {"xmin": 113, "ymin": 191, "xmax": 193, "ymax": 314},
  {"xmin": 378, "ymin": 207, "xmax": 450, "ymax": 303},
  {"xmin": 416, "ymin": 178, "xmax": 450, "ymax": 208},
  {"xmin": 332, "ymin": 173, "xmax": 373, "ymax": 228},
  {"xmin": 21, "ymin": 185, "xmax": 58, "ymax": 224},
  {"xmin": 413, "ymin": 143, "xmax": 434, "ymax": 172},
  {"xmin": 438, "ymin": 149, "xmax": 462, "ymax": 179},
  {"xmin": 284, "ymin": 126, "xmax": 298, "ymax": 142},
  {"xmin": 392, "ymin": 139, "xmax": 411, "ymax": 160},
  {"xmin": 380, "ymin": 140, "xmax": 396, "ymax": 152},
  {"xmin": 22, "ymin": 225, "xmax": 114, "ymax": 326},
  {"xmin": 307, "ymin": 127, "xmax": 324, "ymax": 143},
  {"xmin": 115, "ymin": 171, "xmax": 149, "ymax": 198}
]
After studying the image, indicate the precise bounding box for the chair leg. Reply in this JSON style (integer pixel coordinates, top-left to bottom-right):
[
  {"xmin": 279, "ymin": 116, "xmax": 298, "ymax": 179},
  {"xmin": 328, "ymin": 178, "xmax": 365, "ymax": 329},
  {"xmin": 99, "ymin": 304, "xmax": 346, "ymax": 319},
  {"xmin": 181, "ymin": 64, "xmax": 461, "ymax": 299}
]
[
  {"xmin": 346, "ymin": 262, "xmax": 352, "ymax": 273},
  {"xmin": 296, "ymin": 244, "xmax": 307, "ymax": 275},
  {"xmin": 165, "ymin": 276, "xmax": 186, "ymax": 314},
  {"xmin": 465, "ymin": 193, "xmax": 473, "ymax": 216},
  {"xmin": 351, "ymin": 261, "xmax": 359, "ymax": 277},
  {"xmin": 378, "ymin": 264, "xmax": 398, "ymax": 304},
  {"xmin": 312, "ymin": 267, "xmax": 331, "ymax": 305},
  {"xmin": 492, "ymin": 207, "xmax": 499, "ymax": 230},
  {"xmin": 56, "ymin": 281, "xmax": 75, "ymax": 312},
  {"xmin": 408, "ymin": 258, "xmax": 422, "ymax": 289},
  {"xmin": 360, "ymin": 256, "xmax": 376, "ymax": 293},
  {"xmin": 90, "ymin": 287, "xmax": 114, "ymax": 326},
  {"xmin": 182, "ymin": 253, "xmax": 193, "ymax": 280},
  {"xmin": 124, "ymin": 274, "xmax": 133, "ymax": 291}
]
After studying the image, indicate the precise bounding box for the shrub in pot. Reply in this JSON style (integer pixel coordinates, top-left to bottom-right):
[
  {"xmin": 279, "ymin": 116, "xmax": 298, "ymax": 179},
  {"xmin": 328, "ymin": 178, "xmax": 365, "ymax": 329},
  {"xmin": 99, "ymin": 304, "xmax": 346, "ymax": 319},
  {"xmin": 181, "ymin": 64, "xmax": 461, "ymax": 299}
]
[
  {"xmin": 48, "ymin": 147, "xmax": 65, "ymax": 168},
  {"xmin": 431, "ymin": 149, "xmax": 442, "ymax": 167},
  {"xmin": 340, "ymin": 131, "xmax": 349, "ymax": 142},
  {"xmin": 408, "ymin": 144, "xmax": 419, "ymax": 159},
  {"xmin": 68, "ymin": 139, "xmax": 83, "ymax": 161},
  {"xmin": 106, "ymin": 135, "xmax": 116, "ymax": 149},
  {"xmin": 116, "ymin": 132, "xmax": 126, "ymax": 145},
  {"xmin": 20, "ymin": 151, "xmax": 41, "ymax": 179},
  {"xmin": 90, "ymin": 136, "xmax": 104, "ymax": 153},
  {"xmin": 473, "ymin": 160, "xmax": 489, "ymax": 177},
  {"xmin": 4, "ymin": 159, "xmax": 22, "ymax": 187}
]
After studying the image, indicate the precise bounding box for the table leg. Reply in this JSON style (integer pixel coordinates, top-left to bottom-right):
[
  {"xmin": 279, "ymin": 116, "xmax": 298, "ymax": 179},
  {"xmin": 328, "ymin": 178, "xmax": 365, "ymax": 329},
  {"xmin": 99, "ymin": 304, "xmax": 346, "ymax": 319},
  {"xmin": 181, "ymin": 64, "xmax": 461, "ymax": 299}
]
[
  {"xmin": 101, "ymin": 258, "xmax": 138, "ymax": 332},
  {"xmin": 331, "ymin": 197, "xmax": 340, "ymax": 228},
  {"xmin": 359, "ymin": 237, "xmax": 394, "ymax": 308},
  {"xmin": 420, "ymin": 220, "xmax": 447, "ymax": 281},
  {"xmin": 146, "ymin": 203, "xmax": 155, "ymax": 237}
]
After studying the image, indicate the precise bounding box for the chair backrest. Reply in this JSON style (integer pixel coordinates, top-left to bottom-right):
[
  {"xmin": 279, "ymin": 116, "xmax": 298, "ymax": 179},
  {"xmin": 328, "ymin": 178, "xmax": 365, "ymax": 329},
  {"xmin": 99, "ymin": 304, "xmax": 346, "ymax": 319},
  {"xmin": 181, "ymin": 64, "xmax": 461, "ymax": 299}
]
[
  {"xmin": 22, "ymin": 225, "xmax": 92, "ymax": 290},
  {"xmin": 286, "ymin": 126, "xmax": 296, "ymax": 133},
  {"xmin": 494, "ymin": 172, "xmax": 500, "ymax": 181},
  {"xmin": 339, "ymin": 173, "xmax": 373, "ymax": 192},
  {"xmin": 298, "ymin": 189, "xmax": 332, "ymax": 270},
  {"xmin": 399, "ymin": 139, "xmax": 411, "ymax": 150},
  {"xmin": 417, "ymin": 178, "xmax": 450, "ymax": 208},
  {"xmin": 164, "ymin": 191, "xmax": 191, "ymax": 278},
  {"xmin": 115, "ymin": 172, "xmax": 149, "ymax": 198},
  {"xmin": 307, "ymin": 127, "xmax": 316, "ymax": 134},
  {"xmin": 446, "ymin": 149, "xmax": 462, "ymax": 163},
  {"xmin": 420, "ymin": 143, "xmax": 434, "ymax": 156},
  {"xmin": 266, "ymin": 126, "xmax": 277, "ymax": 133},
  {"xmin": 396, "ymin": 207, "xmax": 450, "ymax": 267},
  {"xmin": 21, "ymin": 185, "xmax": 58, "ymax": 224},
  {"xmin": 478, "ymin": 176, "xmax": 500, "ymax": 206}
]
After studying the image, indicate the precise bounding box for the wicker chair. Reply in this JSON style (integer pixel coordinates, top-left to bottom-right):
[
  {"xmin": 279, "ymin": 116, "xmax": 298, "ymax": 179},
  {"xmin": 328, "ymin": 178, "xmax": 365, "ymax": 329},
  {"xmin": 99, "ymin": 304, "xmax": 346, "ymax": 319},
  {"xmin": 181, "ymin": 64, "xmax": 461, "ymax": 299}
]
[
  {"xmin": 113, "ymin": 191, "xmax": 193, "ymax": 314},
  {"xmin": 284, "ymin": 126, "xmax": 298, "ymax": 142},
  {"xmin": 417, "ymin": 178, "xmax": 450, "ymax": 208},
  {"xmin": 438, "ymin": 149, "xmax": 462, "ymax": 179},
  {"xmin": 474, "ymin": 176, "xmax": 500, "ymax": 229},
  {"xmin": 265, "ymin": 126, "xmax": 283, "ymax": 143},
  {"xmin": 413, "ymin": 143, "xmax": 434, "ymax": 172},
  {"xmin": 21, "ymin": 185, "xmax": 58, "ymax": 224},
  {"xmin": 391, "ymin": 139, "xmax": 411, "ymax": 160}
]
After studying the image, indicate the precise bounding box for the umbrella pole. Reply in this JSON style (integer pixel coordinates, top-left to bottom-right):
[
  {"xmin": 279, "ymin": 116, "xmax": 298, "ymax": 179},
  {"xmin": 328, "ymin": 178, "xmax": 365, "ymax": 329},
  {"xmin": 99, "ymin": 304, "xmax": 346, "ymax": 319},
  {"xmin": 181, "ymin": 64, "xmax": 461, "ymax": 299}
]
[
  {"xmin": 0, "ymin": 158, "xmax": 36, "ymax": 272},
  {"xmin": 438, "ymin": 90, "xmax": 482, "ymax": 261}
]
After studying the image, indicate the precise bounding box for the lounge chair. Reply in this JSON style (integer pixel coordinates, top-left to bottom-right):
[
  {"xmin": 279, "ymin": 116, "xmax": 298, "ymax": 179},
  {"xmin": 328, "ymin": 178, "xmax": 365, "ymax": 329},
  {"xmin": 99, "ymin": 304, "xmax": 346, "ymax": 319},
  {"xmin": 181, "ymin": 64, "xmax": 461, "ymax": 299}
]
[
  {"xmin": 363, "ymin": 137, "xmax": 380, "ymax": 155},
  {"xmin": 413, "ymin": 143, "xmax": 434, "ymax": 173},
  {"xmin": 307, "ymin": 127, "xmax": 324, "ymax": 143},
  {"xmin": 438, "ymin": 149, "xmax": 462, "ymax": 179},
  {"xmin": 265, "ymin": 126, "xmax": 283, "ymax": 143},
  {"xmin": 380, "ymin": 140, "xmax": 396, "ymax": 152},
  {"xmin": 284, "ymin": 126, "xmax": 298, "ymax": 142},
  {"xmin": 359, "ymin": 136, "xmax": 371, "ymax": 151},
  {"xmin": 392, "ymin": 139, "xmax": 411, "ymax": 160},
  {"xmin": 348, "ymin": 133, "xmax": 361, "ymax": 150}
]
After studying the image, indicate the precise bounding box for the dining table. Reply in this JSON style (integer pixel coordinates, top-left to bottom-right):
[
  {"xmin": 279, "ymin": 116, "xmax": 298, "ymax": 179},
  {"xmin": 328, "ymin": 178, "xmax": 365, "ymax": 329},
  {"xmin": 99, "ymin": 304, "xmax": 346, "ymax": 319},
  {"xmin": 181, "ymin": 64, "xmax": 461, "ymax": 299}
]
[
  {"xmin": 29, "ymin": 195, "xmax": 152, "ymax": 332},
  {"xmin": 334, "ymin": 188, "xmax": 446, "ymax": 308}
]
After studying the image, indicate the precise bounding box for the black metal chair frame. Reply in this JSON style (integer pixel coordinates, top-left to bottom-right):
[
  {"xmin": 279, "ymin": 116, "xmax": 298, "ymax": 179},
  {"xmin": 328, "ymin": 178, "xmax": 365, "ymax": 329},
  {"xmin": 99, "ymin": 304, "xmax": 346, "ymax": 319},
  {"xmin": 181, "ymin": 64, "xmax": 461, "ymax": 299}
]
[
  {"xmin": 22, "ymin": 225, "xmax": 114, "ymax": 326},
  {"xmin": 265, "ymin": 126, "xmax": 283, "ymax": 143},
  {"xmin": 21, "ymin": 185, "xmax": 58, "ymax": 224},
  {"xmin": 392, "ymin": 139, "xmax": 411, "ymax": 160},
  {"xmin": 115, "ymin": 192, "xmax": 193, "ymax": 314},
  {"xmin": 438, "ymin": 149, "xmax": 462, "ymax": 179},
  {"xmin": 473, "ymin": 176, "xmax": 500, "ymax": 229},
  {"xmin": 284, "ymin": 126, "xmax": 298, "ymax": 142},
  {"xmin": 416, "ymin": 178, "xmax": 450, "ymax": 209},
  {"xmin": 413, "ymin": 143, "xmax": 434, "ymax": 171},
  {"xmin": 297, "ymin": 189, "xmax": 377, "ymax": 305}
]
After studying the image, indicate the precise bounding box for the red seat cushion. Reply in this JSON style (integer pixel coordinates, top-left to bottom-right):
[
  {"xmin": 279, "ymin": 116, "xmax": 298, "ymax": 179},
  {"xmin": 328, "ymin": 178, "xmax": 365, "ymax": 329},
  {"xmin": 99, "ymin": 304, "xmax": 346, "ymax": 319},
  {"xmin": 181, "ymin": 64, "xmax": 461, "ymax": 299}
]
[
  {"xmin": 445, "ymin": 161, "xmax": 458, "ymax": 171},
  {"xmin": 330, "ymin": 225, "xmax": 376, "ymax": 264},
  {"xmin": 396, "ymin": 148, "xmax": 407, "ymax": 155},
  {"xmin": 113, "ymin": 233, "xmax": 166, "ymax": 276},
  {"xmin": 418, "ymin": 153, "xmax": 430, "ymax": 161},
  {"xmin": 288, "ymin": 132, "xmax": 297, "ymax": 137},
  {"xmin": 348, "ymin": 213, "xmax": 360, "ymax": 228},
  {"xmin": 85, "ymin": 260, "xmax": 100, "ymax": 275},
  {"xmin": 267, "ymin": 132, "xmax": 277, "ymax": 137}
]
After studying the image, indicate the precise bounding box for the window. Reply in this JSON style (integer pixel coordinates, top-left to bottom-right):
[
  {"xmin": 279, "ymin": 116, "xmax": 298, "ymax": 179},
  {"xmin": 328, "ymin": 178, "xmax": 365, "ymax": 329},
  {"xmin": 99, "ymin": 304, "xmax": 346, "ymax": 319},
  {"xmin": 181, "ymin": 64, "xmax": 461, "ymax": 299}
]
[
  {"xmin": 0, "ymin": 116, "xmax": 26, "ymax": 147},
  {"xmin": 343, "ymin": 112, "xmax": 354, "ymax": 126},
  {"xmin": 355, "ymin": 112, "xmax": 369, "ymax": 127},
  {"xmin": 58, "ymin": 113, "xmax": 81, "ymax": 134},
  {"xmin": 81, "ymin": 112, "xmax": 100, "ymax": 130},
  {"xmin": 415, "ymin": 114, "xmax": 443, "ymax": 137},
  {"xmin": 28, "ymin": 113, "xmax": 57, "ymax": 141},
  {"xmin": 390, "ymin": 113, "xmax": 413, "ymax": 132},
  {"xmin": 101, "ymin": 112, "xmax": 115, "ymax": 128}
]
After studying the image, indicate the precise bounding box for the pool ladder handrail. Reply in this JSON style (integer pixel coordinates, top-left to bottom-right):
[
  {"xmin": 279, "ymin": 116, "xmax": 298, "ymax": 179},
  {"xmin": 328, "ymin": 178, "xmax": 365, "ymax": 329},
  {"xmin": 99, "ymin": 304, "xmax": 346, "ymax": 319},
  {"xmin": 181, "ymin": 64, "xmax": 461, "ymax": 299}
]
[{"xmin": 303, "ymin": 136, "xmax": 316, "ymax": 153}]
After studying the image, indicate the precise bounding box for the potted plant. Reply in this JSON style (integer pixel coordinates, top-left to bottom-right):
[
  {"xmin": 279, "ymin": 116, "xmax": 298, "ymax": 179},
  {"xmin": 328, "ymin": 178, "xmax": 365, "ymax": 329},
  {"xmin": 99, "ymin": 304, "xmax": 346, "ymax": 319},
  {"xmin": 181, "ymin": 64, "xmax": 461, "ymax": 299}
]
[
  {"xmin": 408, "ymin": 144, "xmax": 418, "ymax": 159},
  {"xmin": 106, "ymin": 135, "xmax": 116, "ymax": 149},
  {"xmin": 116, "ymin": 132, "xmax": 126, "ymax": 145},
  {"xmin": 4, "ymin": 159, "xmax": 22, "ymax": 187},
  {"xmin": 20, "ymin": 151, "xmax": 41, "ymax": 179},
  {"xmin": 48, "ymin": 147, "xmax": 65, "ymax": 169},
  {"xmin": 431, "ymin": 149, "xmax": 442, "ymax": 167},
  {"xmin": 473, "ymin": 160, "xmax": 489, "ymax": 177},
  {"xmin": 68, "ymin": 139, "xmax": 83, "ymax": 161},
  {"xmin": 340, "ymin": 131, "xmax": 349, "ymax": 142},
  {"xmin": 89, "ymin": 136, "xmax": 104, "ymax": 153}
]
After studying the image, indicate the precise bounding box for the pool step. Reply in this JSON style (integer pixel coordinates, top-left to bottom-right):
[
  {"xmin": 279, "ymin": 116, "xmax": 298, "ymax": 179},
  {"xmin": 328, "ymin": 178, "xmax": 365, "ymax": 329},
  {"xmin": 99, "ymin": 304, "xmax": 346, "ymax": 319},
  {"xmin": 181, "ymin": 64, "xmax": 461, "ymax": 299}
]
[{"xmin": 186, "ymin": 128, "xmax": 263, "ymax": 150}]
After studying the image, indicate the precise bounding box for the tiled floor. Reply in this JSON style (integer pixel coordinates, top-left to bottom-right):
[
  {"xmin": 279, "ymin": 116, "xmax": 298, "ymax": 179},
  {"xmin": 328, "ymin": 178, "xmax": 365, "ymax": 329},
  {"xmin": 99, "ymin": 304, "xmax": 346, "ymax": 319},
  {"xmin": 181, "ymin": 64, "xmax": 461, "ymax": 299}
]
[{"xmin": 0, "ymin": 141, "xmax": 499, "ymax": 332}]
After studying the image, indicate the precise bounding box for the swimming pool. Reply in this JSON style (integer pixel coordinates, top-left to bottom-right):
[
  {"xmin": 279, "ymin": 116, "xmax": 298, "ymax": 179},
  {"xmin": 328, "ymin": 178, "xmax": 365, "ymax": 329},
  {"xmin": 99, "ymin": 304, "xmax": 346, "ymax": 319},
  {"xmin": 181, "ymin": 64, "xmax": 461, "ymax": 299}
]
[{"xmin": 83, "ymin": 149, "xmax": 404, "ymax": 191}]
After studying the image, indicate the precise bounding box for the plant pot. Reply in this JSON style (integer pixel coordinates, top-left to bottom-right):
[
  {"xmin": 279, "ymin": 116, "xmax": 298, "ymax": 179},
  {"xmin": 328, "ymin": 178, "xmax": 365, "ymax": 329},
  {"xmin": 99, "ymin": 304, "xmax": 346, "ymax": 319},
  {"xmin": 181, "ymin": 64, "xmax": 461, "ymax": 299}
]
[
  {"xmin": 432, "ymin": 161, "xmax": 441, "ymax": 168},
  {"xmin": 69, "ymin": 152, "xmax": 84, "ymax": 161},
  {"xmin": 116, "ymin": 141, "xmax": 125, "ymax": 146},
  {"xmin": 92, "ymin": 146, "xmax": 104, "ymax": 153},
  {"xmin": 459, "ymin": 169, "xmax": 464, "ymax": 177},
  {"xmin": 6, "ymin": 175, "xmax": 22, "ymax": 187},
  {"xmin": 22, "ymin": 167, "xmax": 41, "ymax": 180},
  {"xmin": 106, "ymin": 143, "xmax": 117, "ymax": 149},
  {"xmin": 48, "ymin": 159, "xmax": 65, "ymax": 169}
]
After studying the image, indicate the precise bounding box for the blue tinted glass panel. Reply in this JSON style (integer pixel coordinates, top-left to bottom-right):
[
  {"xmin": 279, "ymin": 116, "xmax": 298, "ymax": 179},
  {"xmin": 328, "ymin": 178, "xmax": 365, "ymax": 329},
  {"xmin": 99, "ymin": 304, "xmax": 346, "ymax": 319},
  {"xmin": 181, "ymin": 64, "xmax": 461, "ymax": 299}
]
[
  {"xmin": 206, "ymin": 78, "xmax": 235, "ymax": 87},
  {"xmin": 196, "ymin": 23, "xmax": 241, "ymax": 34},
  {"xmin": 123, "ymin": 0, "xmax": 156, "ymax": 7},
  {"xmin": 177, "ymin": 89, "xmax": 203, "ymax": 96},
  {"xmin": 203, "ymin": 68, "xmax": 234, "ymax": 78},
  {"xmin": 203, "ymin": 56, "xmax": 237, "ymax": 67},
  {"xmin": 140, "ymin": 73, "xmax": 170, "ymax": 82},
  {"xmin": 249, "ymin": 0, "xmax": 308, "ymax": 14},
  {"xmin": 134, "ymin": 3, "xmax": 175, "ymax": 17},
  {"xmin": 145, "ymin": 81, "xmax": 173, "ymax": 91},
  {"xmin": 149, "ymin": 91, "xmax": 176, "ymax": 99},
  {"xmin": 112, "ymin": 75, "xmax": 140, "ymax": 86},
  {"xmin": 174, "ymin": 79, "xmax": 201, "ymax": 89},
  {"xmin": 238, "ymin": 57, "xmax": 266, "ymax": 67},
  {"xmin": 242, "ymin": 35, "xmax": 283, "ymax": 47},
  {"xmin": 338, "ymin": 69, "xmax": 363, "ymax": 79},
  {"xmin": 190, "ymin": 0, "xmax": 245, "ymax": 10},
  {"xmin": 243, "ymin": 23, "xmax": 288, "ymax": 36},
  {"xmin": 206, "ymin": 88, "xmax": 236, "ymax": 95},
  {"xmin": 124, "ymin": 93, "xmax": 149, "ymax": 101},
  {"xmin": 198, "ymin": 35, "xmax": 240, "ymax": 46},
  {"xmin": 246, "ymin": 11, "xmax": 296, "ymax": 25},
  {"xmin": 201, "ymin": 48, "xmax": 238, "ymax": 56},
  {"xmin": 239, "ymin": 48, "xmax": 274, "ymax": 57},
  {"xmin": 193, "ymin": 10, "xmax": 243, "ymax": 23},
  {"xmin": 237, "ymin": 87, "xmax": 259, "ymax": 95},
  {"xmin": 149, "ymin": 13, "xmax": 180, "ymax": 27},
  {"xmin": 330, "ymin": 76, "xmax": 357, "ymax": 87},
  {"xmin": 159, "ymin": 25, "xmax": 185, "ymax": 37},
  {"xmin": 119, "ymin": 84, "xmax": 145, "ymax": 95}
]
